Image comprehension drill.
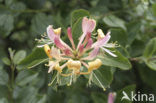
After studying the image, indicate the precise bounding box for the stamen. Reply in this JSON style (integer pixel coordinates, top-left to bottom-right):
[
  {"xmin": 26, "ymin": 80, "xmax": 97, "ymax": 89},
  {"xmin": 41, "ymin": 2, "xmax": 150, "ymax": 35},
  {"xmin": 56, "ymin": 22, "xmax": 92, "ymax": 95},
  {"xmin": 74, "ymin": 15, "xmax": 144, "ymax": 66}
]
[{"xmin": 93, "ymin": 72, "xmax": 106, "ymax": 91}]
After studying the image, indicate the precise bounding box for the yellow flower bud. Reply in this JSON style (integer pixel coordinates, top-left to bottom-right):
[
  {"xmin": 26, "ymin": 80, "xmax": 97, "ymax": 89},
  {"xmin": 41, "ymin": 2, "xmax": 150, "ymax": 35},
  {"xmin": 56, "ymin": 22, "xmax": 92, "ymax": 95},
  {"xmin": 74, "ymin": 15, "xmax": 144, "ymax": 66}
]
[
  {"xmin": 44, "ymin": 44, "xmax": 52, "ymax": 58},
  {"xmin": 54, "ymin": 28, "xmax": 61, "ymax": 35},
  {"xmin": 88, "ymin": 59, "xmax": 102, "ymax": 72},
  {"xmin": 54, "ymin": 63, "xmax": 62, "ymax": 73},
  {"xmin": 97, "ymin": 29, "xmax": 105, "ymax": 39},
  {"xmin": 67, "ymin": 59, "xmax": 81, "ymax": 73}
]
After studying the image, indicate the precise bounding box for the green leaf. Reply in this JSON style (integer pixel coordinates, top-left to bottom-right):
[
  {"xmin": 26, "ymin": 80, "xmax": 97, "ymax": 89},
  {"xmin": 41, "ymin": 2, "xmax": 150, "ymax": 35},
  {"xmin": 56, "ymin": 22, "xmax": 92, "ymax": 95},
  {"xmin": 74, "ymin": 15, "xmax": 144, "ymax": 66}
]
[
  {"xmin": 137, "ymin": 63, "xmax": 156, "ymax": 91},
  {"xmin": 91, "ymin": 92, "xmax": 107, "ymax": 103},
  {"xmin": 0, "ymin": 14, "xmax": 14, "ymax": 37},
  {"xmin": 99, "ymin": 49, "xmax": 131, "ymax": 70},
  {"xmin": 31, "ymin": 13, "xmax": 53, "ymax": 35},
  {"xmin": 72, "ymin": 18, "xmax": 83, "ymax": 45},
  {"xmin": 103, "ymin": 14, "xmax": 126, "ymax": 31},
  {"xmin": 0, "ymin": 69, "xmax": 9, "ymax": 85},
  {"xmin": 10, "ymin": 2, "xmax": 26, "ymax": 16},
  {"xmin": 143, "ymin": 38, "xmax": 156, "ymax": 70},
  {"xmin": 13, "ymin": 50, "xmax": 26, "ymax": 65},
  {"xmin": 5, "ymin": 0, "xmax": 13, "ymax": 6},
  {"xmin": 0, "ymin": 86, "xmax": 9, "ymax": 99},
  {"xmin": 17, "ymin": 48, "xmax": 47, "ymax": 70},
  {"xmin": 152, "ymin": 3, "xmax": 156, "ymax": 17},
  {"xmin": 144, "ymin": 60, "xmax": 156, "ymax": 70},
  {"xmin": 143, "ymin": 38, "xmax": 156, "ymax": 58},
  {"xmin": 71, "ymin": 9, "xmax": 89, "ymax": 26},
  {"xmin": 127, "ymin": 21, "xmax": 141, "ymax": 45},
  {"xmin": 110, "ymin": 28, "xmax": 127, "ymax": 46},
  {"xmin": 13, "ymin": 86, "xmax": 38, "ymax": 103},
  {"xmin": 0, "ymin": 98, "xmax": 8, "ymax": 103},
  {"xmin": 85, "ymin": 66, "xmax": 113, "ymax": 90},
  {"xmin": 2, "ymin": 57, "xmax": 11, "ymax": 66},
  {"xmin": 115, "ymin": 85, "xmax": 136, "ymax": 103},
  {"xmin": 15, "ymin": 70, "xmax": 38, "ymax": 86},
  {"xmin": 36, "ymin": 95, "xmax": 47, "ymax": 103},
  {"xmin": 92, "ymin": 67, "xmax": 113, "ymax": 89}
]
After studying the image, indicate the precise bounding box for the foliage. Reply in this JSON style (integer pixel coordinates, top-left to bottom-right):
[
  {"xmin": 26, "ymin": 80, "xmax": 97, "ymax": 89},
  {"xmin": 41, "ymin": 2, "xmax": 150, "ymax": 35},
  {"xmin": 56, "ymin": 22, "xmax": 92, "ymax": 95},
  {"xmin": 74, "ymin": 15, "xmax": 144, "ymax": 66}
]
[{"xmin": 0, "ymin": 0, "xmax": 156, "ymax": 103}]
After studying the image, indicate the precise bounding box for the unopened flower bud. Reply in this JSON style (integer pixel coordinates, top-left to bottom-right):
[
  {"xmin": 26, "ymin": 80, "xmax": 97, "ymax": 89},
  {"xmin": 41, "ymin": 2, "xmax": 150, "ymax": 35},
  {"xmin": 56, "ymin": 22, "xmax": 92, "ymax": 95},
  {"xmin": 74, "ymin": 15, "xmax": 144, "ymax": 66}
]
[
  {"xmin": 97, "ymin": 29, "xmax": 105, "ymax": 39},
  {"xmin": 88, "ymin": 59, "xmax": 102, "ymax": 72},
  {"xmin": 67, "ymin": 59, "xmax": 81, "ymax": 73},
  {"xmin": 44, "ymin": 44, "xmax": 52, "ymax": 58},
  {"xmin": 54, "ymin": 27, "xmax": 61, "ymax": 35}
]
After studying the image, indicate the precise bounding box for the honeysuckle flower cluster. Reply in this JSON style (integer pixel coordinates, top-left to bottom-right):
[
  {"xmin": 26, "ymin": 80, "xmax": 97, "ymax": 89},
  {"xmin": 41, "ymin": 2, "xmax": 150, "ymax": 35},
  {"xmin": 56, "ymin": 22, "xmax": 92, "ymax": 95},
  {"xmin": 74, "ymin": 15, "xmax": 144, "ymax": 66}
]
[{"xmin": 40, "ymin": 17, "xmax": 117, "ymax": 89}]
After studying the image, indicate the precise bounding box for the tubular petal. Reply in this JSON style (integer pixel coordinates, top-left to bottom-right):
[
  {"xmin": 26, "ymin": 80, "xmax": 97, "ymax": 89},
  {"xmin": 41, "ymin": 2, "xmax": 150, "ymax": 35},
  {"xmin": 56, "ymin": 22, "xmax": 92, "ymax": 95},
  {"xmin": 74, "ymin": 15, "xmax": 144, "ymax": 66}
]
[
  {"xmin": 67, "ymin": 27, "xmax": 75, "ymax": 49},
  {"xmin": 85, "ymin": 38, "xmax": 93, "ymax": 50},
  {"xmin": 83, "ymin": 32, "xmax": 91, "ymax": 45},
  {"xmin": 77, "ymin": 17, "xmax": 96, "ymax": 49},
  {"xmin": 47, "ymin": 25, "xmax": 56, "ymax": 41},
  {"xmin": 54, "ymin": 36, "xmax": 65, "ymax": 49},
  {"xmin": 79, "ymin": 44, "xmax": 84, "ymax": 54},
  {"xmin": 82, "ymin": 47, "xmax": 99, "ymax": 60}
]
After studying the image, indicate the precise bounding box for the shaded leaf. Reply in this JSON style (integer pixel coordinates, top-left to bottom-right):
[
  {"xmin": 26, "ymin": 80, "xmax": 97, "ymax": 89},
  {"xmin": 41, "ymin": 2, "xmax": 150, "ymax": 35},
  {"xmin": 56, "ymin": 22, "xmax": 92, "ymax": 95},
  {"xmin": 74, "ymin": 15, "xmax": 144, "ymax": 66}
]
[
  {"xmin": 0, "ymin": 69, "xmax": 9, "ymax": 85},
  {"xmin": 127, "ymin": 21, "xmax": 141, "ymax": 45},
  {"xmin": 13, "ymin": 50, "xmax": 26, "ymax": 65},
  {"xmin": 91, "ymin": 92, "xmax": 107, "ymax": 103},
  {"xmin": 0, "ymin": 14, "xmax": 14, "ymax": 37},
  {"xmin": 143, "ymin": 38, "xmax": 156, "ymax": 70},
  {"xmin": 15, "ymin": 70, "xmax": 38, "ymax": 86},
  {"xmin": 17, "ymin": 48, "xmax": 47, "ymax": 70},
  {"xmin": 99, "ymin": 49, "xmax": 132, "ymax": 70},
  {"xmin": 110, "ymin": 28, "xmax": 127, "ymax": 46},
  {"xmin": 31, "ymin": 13, "xmax": 53, "ymax": 35},
  {"xmin": 103, "ymin": 14, "xmax": 126, "ymax": 31},
  {"xmin": 2, "ymin": 57, "xmax": 11, "ymax": 66},
  {"xmin": 0, "ymin": 98, "xmax": 8, "ymax": 103},
  {"xmin": 13, "ymin": 86, "xmax": 38, "ymax": 103}
]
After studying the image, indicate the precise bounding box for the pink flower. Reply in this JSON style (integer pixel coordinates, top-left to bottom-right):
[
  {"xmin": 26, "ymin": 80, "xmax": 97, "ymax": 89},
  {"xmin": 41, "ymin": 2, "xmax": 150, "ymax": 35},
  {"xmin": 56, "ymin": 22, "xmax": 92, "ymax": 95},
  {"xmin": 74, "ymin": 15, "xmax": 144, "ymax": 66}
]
[
  {"xmin": 108, "ymin": 92, "xmax": 116, "ymax": 103},
  {"xmin": 77, "ymin": 17, "xmax": 96, "ymax": 49},
  {"xmin": 42, "ymin": 17, "xmax": 117, "ymax": 87}
]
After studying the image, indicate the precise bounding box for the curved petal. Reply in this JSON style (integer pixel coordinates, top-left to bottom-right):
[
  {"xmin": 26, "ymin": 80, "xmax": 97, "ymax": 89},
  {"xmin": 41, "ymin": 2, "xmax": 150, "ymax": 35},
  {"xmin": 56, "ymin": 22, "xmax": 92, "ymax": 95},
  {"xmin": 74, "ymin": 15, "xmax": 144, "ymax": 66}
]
[
  {"xmin": 47, "ymin": 25, "xmax": 56, "ymax": 41},
  {"xmin": 82, "ymin": 17, "xmax": 96, "ymax": 33},
  {"xmin": 54, "ymin": 36, "xmax": 65, "ymax": 49},
  {"xmin": 82, "ymin": 47, "xmax": 99, "ymax": 60},
  {"xmin": 92, "ymin": 31, "xmax": 111, "ymax": 48}
]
